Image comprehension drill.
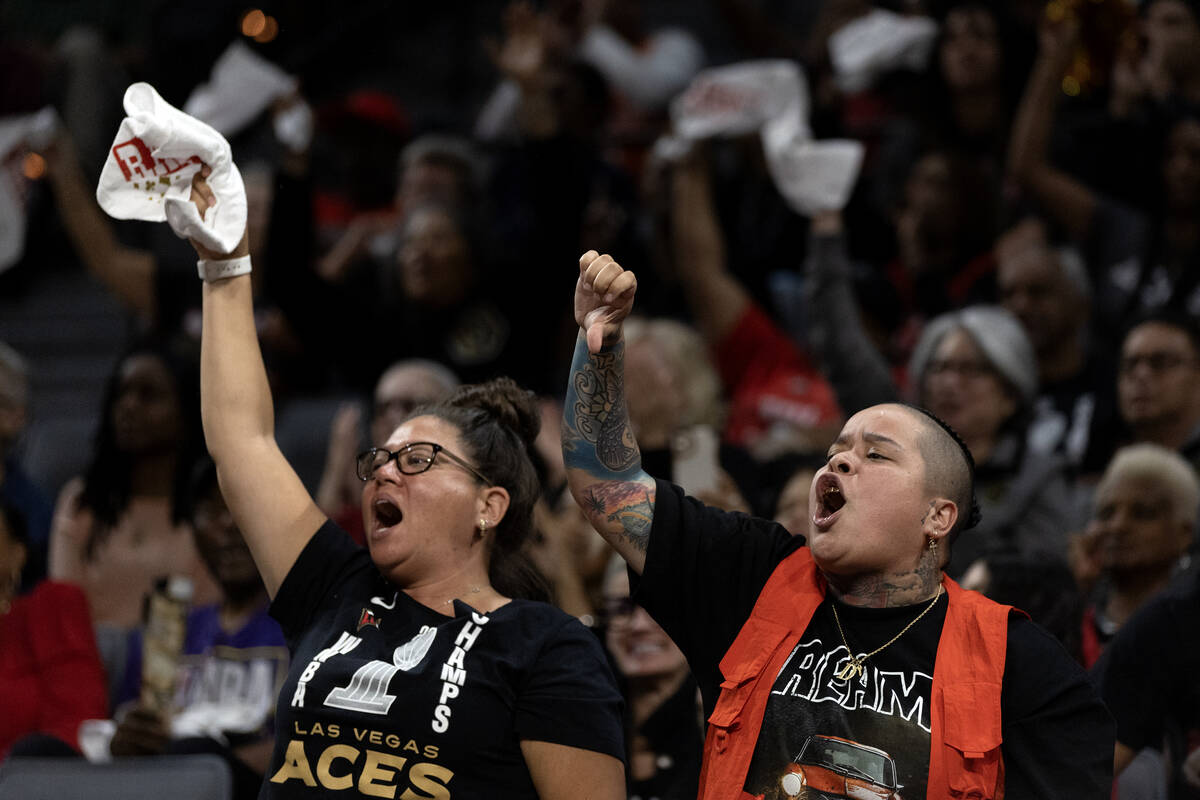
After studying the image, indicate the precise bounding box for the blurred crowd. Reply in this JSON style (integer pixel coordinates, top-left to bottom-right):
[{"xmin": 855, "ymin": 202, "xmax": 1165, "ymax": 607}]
[{"xmin": 1, "ymin": 0, "xmax": 1200, "ymax": 797}]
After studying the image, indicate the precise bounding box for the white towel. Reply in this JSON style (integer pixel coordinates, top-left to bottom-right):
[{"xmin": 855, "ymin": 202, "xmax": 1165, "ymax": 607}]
[
  {"xmin": 828, "ymin": 9, "xmax": 938, "ymax": 93},
  {"xmin": 183, "ymin": 41, "xmax": 299, "ymax": 139},
  {"xmin": 666, "ymin": 60, "xmax": 863, "ymax": 215},
  {"xmin": 669, "ymin": 60, "xmax": 800, "ymax": 142},
  {"xmin": 96, "ymin": 82, "xmax": 246, "ymax": 254}
]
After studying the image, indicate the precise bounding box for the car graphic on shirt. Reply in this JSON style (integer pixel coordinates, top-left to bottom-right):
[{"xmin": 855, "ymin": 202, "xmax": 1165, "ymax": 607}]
[{"xmin": 772, "ymin": 734, "xmax": 903, "ymax": 800}]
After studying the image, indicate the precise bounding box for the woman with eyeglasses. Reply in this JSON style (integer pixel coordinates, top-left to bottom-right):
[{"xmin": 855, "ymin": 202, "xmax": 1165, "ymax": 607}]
[
  {"xmin": 187, "ymin": 169, "xmax": 625, "ymax": 799},
  {"xmin": 600, "ymin": 555, "xmax": 702, "ymax": 800},
  {"xmin": 907, "ymin": 306, "xmax": 1088, "ymax": 576}
]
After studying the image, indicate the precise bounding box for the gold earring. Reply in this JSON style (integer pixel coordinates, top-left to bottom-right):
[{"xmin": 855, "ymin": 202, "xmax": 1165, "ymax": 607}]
[
  {"xmin": 479, "ymin": 519, "xmax": 489, "ymax": 533},
  {"xmin": 928, "ymin": 537, "xmax": 938, "ymax": 551}
]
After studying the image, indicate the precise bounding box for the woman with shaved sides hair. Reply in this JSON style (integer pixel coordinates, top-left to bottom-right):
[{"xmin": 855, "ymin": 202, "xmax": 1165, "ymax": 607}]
[
  {"xmin": 565, "ymin": 251, "xmax": 1114, "ymax": 800},
  {"xmin": 186, "ymin": 170, "xmax": 625, "ymax": 799}
]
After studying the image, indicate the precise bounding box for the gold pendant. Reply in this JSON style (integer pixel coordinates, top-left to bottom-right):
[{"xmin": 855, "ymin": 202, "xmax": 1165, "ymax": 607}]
[{"xmin": 836, "ymin": 658, "xmax": 863, "ymax": 681}]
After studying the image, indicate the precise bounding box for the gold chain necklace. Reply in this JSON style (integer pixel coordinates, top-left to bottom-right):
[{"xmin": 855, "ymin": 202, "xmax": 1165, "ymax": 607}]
[{"xmin": 831, "ymin": 585, "xmax": 944, "ymax": 681}]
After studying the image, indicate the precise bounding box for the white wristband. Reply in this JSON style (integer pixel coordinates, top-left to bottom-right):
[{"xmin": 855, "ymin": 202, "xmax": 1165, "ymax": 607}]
[{"xmin": 197, "ymin": 255, "xmax": 252, "ymax": 282}]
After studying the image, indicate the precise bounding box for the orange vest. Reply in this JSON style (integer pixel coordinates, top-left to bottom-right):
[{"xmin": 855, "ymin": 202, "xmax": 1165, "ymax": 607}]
[{"xmin": 699, "ymin": 547, "xmax": 1016, "ymax": 800}]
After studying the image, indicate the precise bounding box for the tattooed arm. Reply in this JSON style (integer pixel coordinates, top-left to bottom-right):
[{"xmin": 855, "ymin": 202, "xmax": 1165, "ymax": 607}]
[{"xmin": 563, "ymin": 252, "xmax": 656, "ymax": 574}]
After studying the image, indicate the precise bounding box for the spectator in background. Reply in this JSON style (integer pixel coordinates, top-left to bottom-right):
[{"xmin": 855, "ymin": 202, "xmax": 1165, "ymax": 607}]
[
  {"xmin": 395, "ymin": 134, "xmax": 484, "ymax": 213},
  {"xmin": 1096, "ymin": 565, "xmax": 1200, "ymax": 798},
  {"xmin": 477, "ymin": 0, "xmax": 703, "ymax": 178},
  {"xmin": 0, "ymin": 341, "xmax": 52, "ymax": 589},
  {"xmin": 802, "ymin": 157, "xmax": 1000, "ymax": 384},
  {"xmin": 910, "ymin": 305, "xmax": 1085, "ymax": 575},
  {"xmin": 1116, "ymin": 312, "xmax": 1200, "ymax": 472},
  {"xmin": 47, "ymin": 340, "xmax": 220, "ymax": 699},
  {"xmin": 620, "ymin": 316, "xmax": 753, "ymax": 511},
  {"xmin": 601, "ymin": 555, "xmax": 702, "ymax": 800},
  {"xmin": 1073, "ymin": 443, "xmax": 1198, "ymax": 668},
  {"xmin": 480, "ymin": 0, "xmax": 650, "ymax": 363},
  {"xmin": 0, "ymin": 499, "xmax": 108, "ymax": 760},
  {"xmin": 668, "ymin": 151, "xmax": 844, "ymax": 461},
  {"xmin": 570, "ymin": 0, "xmax": 704, "ymax": 177},
  {"xmin": 881, "ymin": 147, "xmax": 1001, "ymax": 323},
  {"xmin": 921, "ymin": 1, "xmax": 1033, "ymax": 159},
  {"xmin": 859, "ymin": 1, "xmax": 1032, "ymax": 267},
  {"xmin": 307, "ymin": 88, "xmax": 410, "ymax": 257},
  {"xmin": 994, "ymin": 217, "xmax": 1119, "ymax": 468},
  {"xmin": 109, "ymin": 459, "xmax": 288, "ymax": 800},
  {"xmin": 315, "ymin": 133, "xmax": 485, "ymax": 286},
  {"xmin": 316, "ymin": 359, "xmax": 460, "ymax": 543},
  {"xmin": 959, "ymin": 550, "xmax": 1085, "ymax": 664},
  {"xmin": 1008, "ymin": 12, "xmax": 1200, "ymax": 328},
  {"xmin": 1116, "ymin": 0, "xmax": 1200, "ymax": 114},
  {"xmin": 282, "ymin": 195, "xmax": 561, "ymax": 393}
]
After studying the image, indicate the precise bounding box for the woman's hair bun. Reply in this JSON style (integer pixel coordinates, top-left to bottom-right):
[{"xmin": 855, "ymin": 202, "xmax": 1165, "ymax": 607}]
[{"xmin": 447, "ymin": 377, "xmax": 541, "ymax": 450}]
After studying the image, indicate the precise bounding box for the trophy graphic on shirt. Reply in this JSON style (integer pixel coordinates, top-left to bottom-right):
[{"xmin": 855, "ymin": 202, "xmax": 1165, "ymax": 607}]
[{"xmin": 394, "ymin": 626, "xmax": 437, "ymax": 672}]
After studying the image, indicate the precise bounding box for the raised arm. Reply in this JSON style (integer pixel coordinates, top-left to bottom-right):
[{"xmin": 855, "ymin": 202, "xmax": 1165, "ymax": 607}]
[
  {"xmin": 670, "ymin": 152, "xmax": 750, "ymax": 345},
  {"xmin": 562, "ymin": 251, "xmax": 655, "ymax": 574},
  {"xmin": 43, "ymin": 132, "xmax": 157, "ymax": 316},
  {"xmin": 804, "ymin": 211, "xmax": 899, "ymax": 411},
  {"xmin": 1007, "ymin": 16, "xmax": 1096, "ymax": 241},
  {"xmin": 191, "ymin": 171, "xmax": 326, "ymax": 598}
]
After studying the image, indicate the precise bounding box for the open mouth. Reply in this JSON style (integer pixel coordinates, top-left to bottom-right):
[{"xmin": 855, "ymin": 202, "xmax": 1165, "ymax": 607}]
[
  {"xmin": 813, "ymin": 474, "xmax": 846, "ymax": 526},
  {"xmin": 373, "ymin": 498, "xmax": 404, "ymax": 529},
  {"xmin": 626, "ymin": 638, "xmax": 667, "ymax": 657}
]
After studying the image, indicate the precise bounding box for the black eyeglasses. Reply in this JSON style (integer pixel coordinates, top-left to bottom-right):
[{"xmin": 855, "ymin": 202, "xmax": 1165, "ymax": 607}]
[
  {"xmin": 925, "ymin": 358, "xmax": 995, "ymax": 379},
  {"xmin": 1119, "ymin": 352, "xmax": 1196, "ymax": 375},
  {"xmin": 356, "ymin": 442, "xmax": 491, "ymax": 484}
]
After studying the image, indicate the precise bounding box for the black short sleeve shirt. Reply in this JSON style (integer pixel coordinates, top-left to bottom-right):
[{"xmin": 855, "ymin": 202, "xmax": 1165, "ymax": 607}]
[{"xmin": 264, "ymin": 522, "xmax": 624, "ymax": 799}]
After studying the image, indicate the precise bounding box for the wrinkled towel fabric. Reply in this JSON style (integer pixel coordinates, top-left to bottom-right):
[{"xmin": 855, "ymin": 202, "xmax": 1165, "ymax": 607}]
[
  {"xmin": 97, "ymin": 82, "xmax": 246, "ymax": 254},
  {"xmin": 662, "ymin": 60, "xmax": 863, "ymax": 215},
  {"xmin": 828, "ymin": 9, "xmax": 938, "ymax": 93},
  {"xmin": 183, "ymin": 41, "xmax": 298, "ymax": 139}
]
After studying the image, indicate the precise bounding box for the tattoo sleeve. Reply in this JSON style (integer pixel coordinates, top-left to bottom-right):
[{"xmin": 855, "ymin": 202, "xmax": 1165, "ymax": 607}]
[{"xmin": 562, "ymin": 333, "xmax": 656, "ymax": 552}]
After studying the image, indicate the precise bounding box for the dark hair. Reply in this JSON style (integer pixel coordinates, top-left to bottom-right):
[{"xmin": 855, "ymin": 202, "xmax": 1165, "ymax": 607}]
[
  {"xmin": 77, "ymin": 337, "xmax": 204, "ymax": 556},
  {"xmin": 180, "ymin": 456, "xmax": 221, "ymax": 525},
  {"xmin": 424, "ymin": 377, "xmax": 550, "ymax": 602},
  {"xmin": 1121, "ymin": 308, "xmax": 1200, "ymax": 358},
  {"xmin": 0, "ymin": 499, "xmax": 28, "ymax": 550},
  {"xmin": 901, "ymin": 403, "xmax": 982, "ymax": 544},
  {"xmin": 0, "ymin": 498, "xmax": 36, "ymax": 594},
  {"xmin": 929, "ymin": 0, "xmax": 1034, "ymax": 103},
  {"xmin": 1139, "ymin": 0, "xmax": 1200, "ymax": 23}
]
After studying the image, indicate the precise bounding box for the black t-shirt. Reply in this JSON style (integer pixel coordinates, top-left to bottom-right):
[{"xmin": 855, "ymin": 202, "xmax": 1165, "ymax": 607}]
[
  {"xmin": 264, "ymin": 522, "xmax": 624, "ymax": 799},
  {"xmin": 1029, "ymin": 345, "xmax": 1120, "ymax": 474},
  {"xmin": 744, "ymin": 595, "xmax": 946, "ymax": 798},
  {"xmin": 627, "ymin": 674, "xmax": 704, "ymax": 800},
  {"xmin": 632, "ymin": 480, "xmax": 1114, "ymax": 800},
  {"xmin": 1094, "ymin": 571, "xmax": 1200, "ymax": 799}
]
